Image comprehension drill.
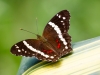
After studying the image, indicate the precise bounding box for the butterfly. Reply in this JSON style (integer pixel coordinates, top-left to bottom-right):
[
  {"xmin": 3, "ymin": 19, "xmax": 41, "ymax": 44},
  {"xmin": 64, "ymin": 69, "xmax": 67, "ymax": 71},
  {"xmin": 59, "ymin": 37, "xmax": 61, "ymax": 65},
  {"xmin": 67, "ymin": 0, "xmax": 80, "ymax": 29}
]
[{"xmin": 11, "ymin": 10, "xmax": 72, "ymax": 62}]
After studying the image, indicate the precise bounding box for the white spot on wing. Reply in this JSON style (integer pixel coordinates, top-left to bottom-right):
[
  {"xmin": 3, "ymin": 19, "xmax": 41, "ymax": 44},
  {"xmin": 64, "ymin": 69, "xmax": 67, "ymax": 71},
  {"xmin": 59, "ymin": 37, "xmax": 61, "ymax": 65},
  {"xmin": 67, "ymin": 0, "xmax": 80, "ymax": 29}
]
[
  {"xmin": 15, "ymin": 45, "xmax": 19, "ymax": 48},
  {"xmin": 32, "ymin": 54, "xmax": 35, "ymax": 55},
  {"xmin": 50, "ymin": 56, "xmax": 54, "ymax": 59},
  {"xmin": 61, "ymin": 21, "xmax": 63, "ymax": 22},
  {"xmin": 58, "ymin": 15, "xmax": 61, "ymax": 18},
  {"xmin": 65, "ymin": 46, "xmax": 68, "ymax": 49},
  {"xmin": 63, "ymin": 23, "xmax": 65, "ymax": 25},
  {"xmin": 18, "ymin": 49, "xmax": 21, "ymax": 52},
  {"xmin": 54, "ymin": 55, "xmax": 56, "ymax": 56},
  {"xmin": 57, "ymin": 14, "xmax": 58, "ymax": 16},
  {"xmin": 25, "ymin": 51, "xmax": 27, "ymax": 53},
  {"xmin": 63, "ymin": 17, "xmax": 66, "ymax": 20},
  {"xmin": 22, "ymin": 49, "xmax": 24, "ymax": 51}
]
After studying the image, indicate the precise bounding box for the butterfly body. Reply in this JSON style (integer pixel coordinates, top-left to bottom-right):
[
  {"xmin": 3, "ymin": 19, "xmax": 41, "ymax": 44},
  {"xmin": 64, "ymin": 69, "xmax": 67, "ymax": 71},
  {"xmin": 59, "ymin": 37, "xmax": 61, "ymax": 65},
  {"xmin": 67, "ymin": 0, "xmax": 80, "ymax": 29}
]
[{"xmin": 11, "ymin": 10, "xmax": 72, "ymax": 62}]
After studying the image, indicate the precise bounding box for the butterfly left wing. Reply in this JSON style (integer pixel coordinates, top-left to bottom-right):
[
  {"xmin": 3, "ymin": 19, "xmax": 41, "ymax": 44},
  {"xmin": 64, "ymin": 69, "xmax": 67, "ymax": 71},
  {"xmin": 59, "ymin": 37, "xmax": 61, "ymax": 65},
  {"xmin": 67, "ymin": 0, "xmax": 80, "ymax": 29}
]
[
  {"xmin": 11, "ymin": 39, "xmax": 59, "ymax": 62},
  {"xmin": 43, "ymin": 10, "xmax": 72, "ymax": 57}
]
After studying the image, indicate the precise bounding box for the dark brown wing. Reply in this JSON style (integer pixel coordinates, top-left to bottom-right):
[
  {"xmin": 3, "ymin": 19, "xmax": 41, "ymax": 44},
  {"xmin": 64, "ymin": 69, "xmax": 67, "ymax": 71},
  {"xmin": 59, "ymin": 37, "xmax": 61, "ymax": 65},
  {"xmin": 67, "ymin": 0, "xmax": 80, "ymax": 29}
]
[
  {"xmin": 11, "ymin": 39, "xmax": 59, "ymax": 62},
  {"xmin": 43, "ymin": 10, "xmax": 72, "ymax": 57}
]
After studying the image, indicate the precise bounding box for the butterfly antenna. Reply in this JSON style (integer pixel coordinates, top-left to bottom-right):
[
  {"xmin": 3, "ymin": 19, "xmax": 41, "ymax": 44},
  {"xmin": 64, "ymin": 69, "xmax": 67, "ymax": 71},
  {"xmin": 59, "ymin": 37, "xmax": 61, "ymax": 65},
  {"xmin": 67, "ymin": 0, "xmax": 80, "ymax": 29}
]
[
  {"xmin": 36, "ymin": 17, "xmax": 39, "ymax": 35},
  {"xmin": 20, "ymin": 28, "xmax": 37, "ymax": 36}
]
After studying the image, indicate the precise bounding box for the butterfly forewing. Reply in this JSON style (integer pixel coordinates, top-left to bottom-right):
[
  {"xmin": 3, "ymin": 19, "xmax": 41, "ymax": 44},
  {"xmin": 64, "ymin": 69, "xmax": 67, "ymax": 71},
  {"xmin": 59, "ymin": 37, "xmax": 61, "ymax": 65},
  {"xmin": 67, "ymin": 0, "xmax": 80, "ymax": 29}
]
[
  {"xmin": 43, "ymin": 10, "xmax": 72, "ymax": 57},
  {"xmin": 11, "ymin": 39, "xmax": 41, "ymax": 57}
]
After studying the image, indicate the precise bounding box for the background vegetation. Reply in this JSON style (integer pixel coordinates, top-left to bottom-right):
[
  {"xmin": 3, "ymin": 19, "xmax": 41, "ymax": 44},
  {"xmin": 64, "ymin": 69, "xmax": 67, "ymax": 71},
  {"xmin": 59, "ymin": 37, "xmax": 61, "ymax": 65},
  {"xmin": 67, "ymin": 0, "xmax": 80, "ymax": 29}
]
[{"xmin": 0, "ymin": 0, "xmax": 100, "ymax": 75}]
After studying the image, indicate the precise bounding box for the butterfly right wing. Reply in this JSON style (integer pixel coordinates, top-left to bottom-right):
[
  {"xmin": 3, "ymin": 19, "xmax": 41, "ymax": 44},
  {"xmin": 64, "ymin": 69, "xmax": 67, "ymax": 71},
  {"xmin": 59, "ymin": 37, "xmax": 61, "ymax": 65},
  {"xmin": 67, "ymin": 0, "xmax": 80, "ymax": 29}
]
[
  {"xmin": 43, "ymin": 10, "xmax": 72, "ymax": 57},
  {"xmin": 11, "ymin": 39, "xmax": 59, "ymax": 62}
]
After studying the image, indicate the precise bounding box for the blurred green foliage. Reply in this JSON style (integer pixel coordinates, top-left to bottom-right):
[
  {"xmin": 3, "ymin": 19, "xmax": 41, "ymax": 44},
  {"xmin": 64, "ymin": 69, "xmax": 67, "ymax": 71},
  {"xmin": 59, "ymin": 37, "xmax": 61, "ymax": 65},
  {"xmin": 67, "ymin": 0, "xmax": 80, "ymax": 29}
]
[{"xmin": 0, "ymin": 0, "xmax": 100, "ymax": 75}]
